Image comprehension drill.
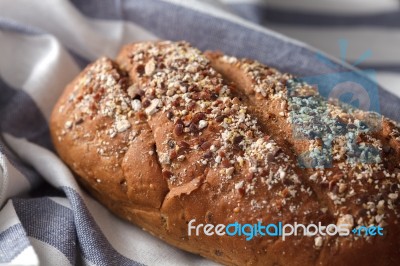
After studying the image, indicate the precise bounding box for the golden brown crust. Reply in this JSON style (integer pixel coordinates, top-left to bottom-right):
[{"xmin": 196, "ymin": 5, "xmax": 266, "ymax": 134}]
[{"xmin": 50, "ymin": 41, "xmax": 400, "ymax": 266}]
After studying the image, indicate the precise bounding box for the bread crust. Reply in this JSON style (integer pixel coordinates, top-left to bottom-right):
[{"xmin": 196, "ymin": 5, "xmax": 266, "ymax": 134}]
[{"xmin": 50, "ymin": 41, "xmax": 400, "ymax": 266}]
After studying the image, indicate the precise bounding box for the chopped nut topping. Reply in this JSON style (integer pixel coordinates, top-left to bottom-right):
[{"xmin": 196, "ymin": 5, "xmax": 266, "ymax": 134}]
[
  {"xmin": 198, "ymin": 120, "xmax": 208, "ymax": 130},
  {"xmin": 65, "ymin": 121, "xmax": 73, "ymax": 129},
  {"xmin": 314, "ymin": 236, "xmax": 323, "ymax": 248},
  {"xmin": 338, "ymin": 183, "xmax": 347, "ymax": 194},
  {"xmin": 177, "ymin": 155, "xmax": 186, "ymax": 162},
  {"xmin": 131, "ymin": 99, "xmax": 142, "ymax": 111},
  {"xmin": 235, "ymin": 181, "xmax": 244, "ymax": 190},
  {"xmin": 145, "ymin": 99, "xmax": 161, "ymax": 116},
  {"xmin": 115, "ymin": 119, "xmax": 131, "ymax": 133},
  {"xmin": 145, "ymin": 59, "xmax": 156, "ymax": 76},
  {"xmin": 337, "ymin": 214, "xmax": 354, "ymax": 230},
  {"xmin": 388, "ymin": 193, "xmax": 398, "ymax": 200}
]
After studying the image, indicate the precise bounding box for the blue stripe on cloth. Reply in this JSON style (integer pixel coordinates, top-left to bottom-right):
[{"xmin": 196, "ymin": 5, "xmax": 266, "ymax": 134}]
[
  {"xmin": 358, "ymin": 64, "xmax": 400, "ymax": 73},
  {"xmin": 0, "ymin": 224, "xmax": 30, "ymax": 263},
  {"xmin": 70, "ymin": 0, "xmax": 354, "ymax": 75},
  {"xmin": 0, "ymin": 140, "xmax": 42, "ymax": 187},
  {"xmin": 70, "ymin": 0, "xmax": 400, "ymax": 122},
  {"xmin": 227, "ymin": 4, "xmax": 400, "ymax": 28},
  {"xmin": 12, "ymin": 197, "xmax": 77, "ymax": 265},
  {"xmin": 0, "ymin": 17, "xmax": 44, "ymax": 35},
  {"xmin": 62, "ymin": 187, "xmax": 144, "ymax": 266},
  {"xmin": 0, "ymin": 78, "xmax": 52, "ymax": 150},
  {"xmin": 70, "ymin": 0, "xmax": 122, "ymax": 20},
  {"xmin": 0, "ymin": 55, "xmax": 49, "ymax": 188}
]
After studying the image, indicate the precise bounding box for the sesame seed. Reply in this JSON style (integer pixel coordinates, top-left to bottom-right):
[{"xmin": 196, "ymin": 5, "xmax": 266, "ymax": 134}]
[
  {"xmin": 226, "ymin": 167, "xmax": 235, "ymax": 176},
  {"xmin": 145, "ymin": 98, "xmax": 161, "ymax": 115},
  {"xmin": 388, "ymin": 193, "xmax": 398, "ymax": 200},
  {"xmin": 115, "ymin": 119, "xmax": 131, "ymax": 133},
  {"xmin": 65, "ymin": 121, "xmax": 73, "ymax": 129},
  {"xmin": 235, "ymin": 181, "xmax": 244, "ymax": 190},
  {"xmin": 198, "ymin": 120, "xmax": 208, "ymax": 130},
  {"xmin": 314, "ymin": 236, "xmax": 323, "ymax": 248},
  {"xmin": 338, "ymin": 183, "xmax": 347, "ymax": 193},
  {"xmin": 145, "ymin": 59, "xmax": 156, "ymax": 76},
  {"xmin": 177, "ymin": 155, "xmax": 186, "ymax": 162},
  {"xmin": 337, "ymin": 214, "xmax": 354, "ymax": 230},
  {"xmin": 131, "ymin": 99, "xmax": 142, "ymax": 111}
]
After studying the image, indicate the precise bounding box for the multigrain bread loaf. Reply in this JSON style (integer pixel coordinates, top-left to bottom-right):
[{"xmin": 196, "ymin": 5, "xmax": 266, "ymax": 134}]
[{"xmin": 50, "ymin": 41, "xmax": 400, "ymax": 266}]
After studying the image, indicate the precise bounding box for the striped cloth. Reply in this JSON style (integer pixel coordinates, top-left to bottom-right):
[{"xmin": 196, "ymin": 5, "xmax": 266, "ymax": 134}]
[
  {"xmin": 224, "ymin": 0, "xmax": 400, "ymax": 99},
  {"xmin": 0, "ymin": 1, "xmax": 399, "ymax": 265}
]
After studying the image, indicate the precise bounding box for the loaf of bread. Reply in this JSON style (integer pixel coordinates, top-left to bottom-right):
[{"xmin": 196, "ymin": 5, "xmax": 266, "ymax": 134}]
[{"xmin": 50, "ymin": 41, "xmax": 400, "ymax": 266}]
